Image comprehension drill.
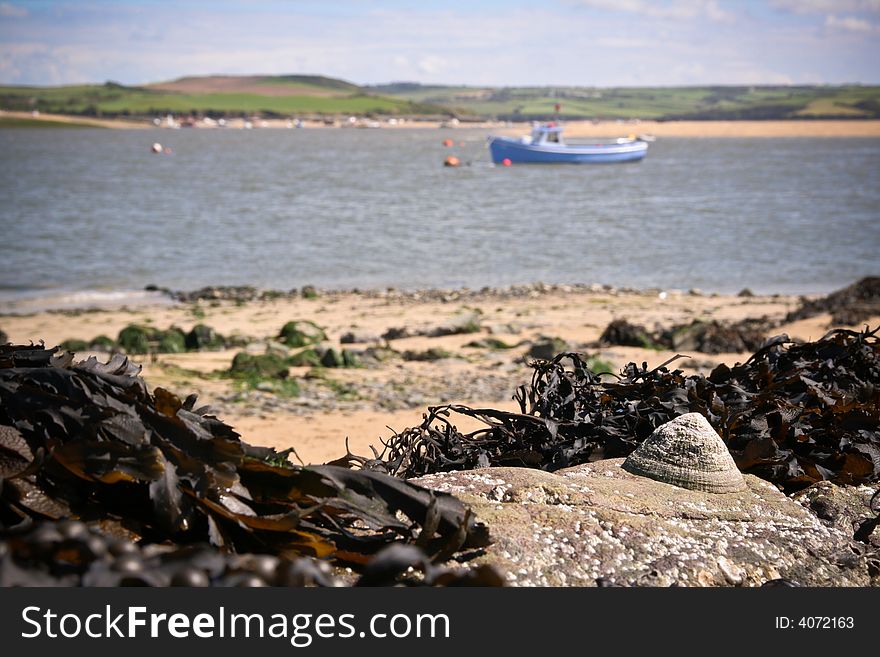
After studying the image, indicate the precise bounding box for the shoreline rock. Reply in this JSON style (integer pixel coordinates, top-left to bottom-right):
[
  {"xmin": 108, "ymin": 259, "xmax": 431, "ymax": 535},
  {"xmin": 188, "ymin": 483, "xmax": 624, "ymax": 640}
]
[{"xmin": 415, "ymin": 459, "xmax": 877, "ymax": 587}]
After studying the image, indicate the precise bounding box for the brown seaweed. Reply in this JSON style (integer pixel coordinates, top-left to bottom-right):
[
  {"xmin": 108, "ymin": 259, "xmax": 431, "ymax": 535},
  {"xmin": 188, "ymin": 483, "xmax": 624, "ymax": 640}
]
[
  {"xmin": 0, "ymin": 344, "xmax": 491, "ymax": 584},
  {"xmin": 786, "ymin": 276, "xmax": 880, "ymax": 326},
  {"xmin": 368, "ymin": 327, "xmax": 880, "ymax": 493}
]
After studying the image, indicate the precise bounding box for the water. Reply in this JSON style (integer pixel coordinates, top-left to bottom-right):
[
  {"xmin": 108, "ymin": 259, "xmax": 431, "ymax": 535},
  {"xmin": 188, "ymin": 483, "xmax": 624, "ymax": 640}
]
[{"xmin": 1, "ymin": 127, "xmax": 878, "ymax": 307}]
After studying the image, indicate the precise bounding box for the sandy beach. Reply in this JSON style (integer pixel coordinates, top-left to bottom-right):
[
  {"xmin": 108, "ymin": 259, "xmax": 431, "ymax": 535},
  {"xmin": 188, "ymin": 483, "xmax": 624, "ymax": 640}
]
[
  {"xmin": 4, "ymin": 109, "xmax": 880, "ymax": 137},
  {"xmin": 3, "ymin": 285, "xmax": 874, "ymax": 465}
]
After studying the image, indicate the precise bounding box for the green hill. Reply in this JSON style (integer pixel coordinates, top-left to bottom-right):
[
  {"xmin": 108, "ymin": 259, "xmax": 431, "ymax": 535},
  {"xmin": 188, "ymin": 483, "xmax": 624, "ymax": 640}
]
[
  {"xmin": 0, "ymin": 76, "xmax": 451, "ymax": 119},
  {"xmin": 369, "ymin": 83, "xmax": 880, "ymax": 121},
  {"xmin": 3, "ymin": 76, "xmax": 879, "ymax": 121}
]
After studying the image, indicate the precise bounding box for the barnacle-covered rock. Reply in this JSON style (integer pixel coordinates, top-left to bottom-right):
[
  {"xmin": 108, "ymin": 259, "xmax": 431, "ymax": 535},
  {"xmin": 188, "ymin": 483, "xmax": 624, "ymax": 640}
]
[{"xmin": 622, "ymin": 413, "xmax": 747, "ymax": 494}]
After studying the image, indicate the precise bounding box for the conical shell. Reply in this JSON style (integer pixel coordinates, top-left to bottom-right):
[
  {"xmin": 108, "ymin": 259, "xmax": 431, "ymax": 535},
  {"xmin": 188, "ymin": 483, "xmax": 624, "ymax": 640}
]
[{"xmin": 621, "ymin": 413, "xmax": 746, "ymax": 494}]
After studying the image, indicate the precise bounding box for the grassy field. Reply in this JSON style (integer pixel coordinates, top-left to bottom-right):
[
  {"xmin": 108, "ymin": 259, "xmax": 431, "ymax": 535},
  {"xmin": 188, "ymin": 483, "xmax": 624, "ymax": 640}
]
[
  {"xmin": 371, "ymin": 83, "xmax": 880, "ymax": 120},
  {"xmin": 2, "ymin": 75, "xmax": 879, "ymax": 121}
]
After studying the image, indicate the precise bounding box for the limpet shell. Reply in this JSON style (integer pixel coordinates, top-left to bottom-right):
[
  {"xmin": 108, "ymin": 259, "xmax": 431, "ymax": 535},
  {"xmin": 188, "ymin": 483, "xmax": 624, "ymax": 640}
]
[{"xmin": 621, "ymin": 413, "xmax": 747, "ymax": 494}]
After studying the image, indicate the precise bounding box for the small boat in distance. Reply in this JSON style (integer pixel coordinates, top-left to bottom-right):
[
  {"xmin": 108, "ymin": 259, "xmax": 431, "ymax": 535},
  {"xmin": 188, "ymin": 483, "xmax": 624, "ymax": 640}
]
[{"xmin": 488, "ymin": 122, "xmax": 649, "ymax": 164}]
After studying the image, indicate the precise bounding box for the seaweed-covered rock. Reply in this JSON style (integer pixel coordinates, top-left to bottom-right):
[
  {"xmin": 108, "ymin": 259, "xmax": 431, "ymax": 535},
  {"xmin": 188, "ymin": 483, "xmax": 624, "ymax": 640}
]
[
  {"xmin": 157, "ymin": 327, "xmax": 187, "ymax": 354},
  {"xmin": 661, "ymin": 319, "xmax": 768, "ymax": 354},
  {"xmin": 59, "ymin": 339, "xmax": 89, "ymax": 353},
  {"xmin": 89, "ymin": 335, "xmax": 116, "ymax": 352},
  {"xmin": 787, "ymin": 277, "xmax": 880, "ymax": 326},
  {"xmin": 278, "ymin": 320, "xmax": 327, "ymax": 348},
  {"xmin": 599, "ymin": 319, "xmax": 658, "ymax": 349},
  {"xmin": 288, "ymin": 348, "xmax": 322, "ymax": 367},
  {"xmin": 229, "ymin": 352, "xmax": 289, "ymax": 379},
  {"xmin": 117, "ymin": 324, "xmax": 153, "ymax": 354},
  {"xmin": 414, "ymin": 461, "xmax": 874, "ymax": 586},
  {"xmin": 342, "ymin": 349, "xmax": 361, "ymax": 368},
  {"xmin": 526, "ymin": 336, "xmax": 569, "ymax": 361},
  {"xmin": 185, "ymin": 324, "xmax": 225, "ymax": 350}
]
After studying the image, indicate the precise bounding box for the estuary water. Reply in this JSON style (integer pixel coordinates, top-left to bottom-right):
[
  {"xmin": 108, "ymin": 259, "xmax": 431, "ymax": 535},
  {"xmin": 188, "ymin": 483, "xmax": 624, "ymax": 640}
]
[{"xmin": 1, "ymin": 127, "xmax": 878, "ymax": 308}]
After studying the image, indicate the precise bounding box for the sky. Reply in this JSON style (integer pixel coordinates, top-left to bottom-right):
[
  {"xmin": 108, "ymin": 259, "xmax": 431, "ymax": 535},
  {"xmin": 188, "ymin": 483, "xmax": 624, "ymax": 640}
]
[{"xmin": 1, "ymin": 0, "xmax": 879, "ymax": 87}]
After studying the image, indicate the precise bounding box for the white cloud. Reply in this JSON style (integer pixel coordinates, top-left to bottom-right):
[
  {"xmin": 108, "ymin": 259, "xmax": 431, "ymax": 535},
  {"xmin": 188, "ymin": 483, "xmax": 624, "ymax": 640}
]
[
  {"xmin": 575, "ymin": 0, "xmax": 735, "ymax": 22},
  {"xmin": 825, "ymin": 14, "xmax": 878, "ymax": 32},
  {"xmin": 0, "ymin": 2, "xmax": 27, "ymax": 18},
  {"xmin": 416, "ymin": 55, "xmax": 447, "ymax": 75},
  {"xmin": 771, "ymin": 0, "xmax": 880, "ymax": 14}
]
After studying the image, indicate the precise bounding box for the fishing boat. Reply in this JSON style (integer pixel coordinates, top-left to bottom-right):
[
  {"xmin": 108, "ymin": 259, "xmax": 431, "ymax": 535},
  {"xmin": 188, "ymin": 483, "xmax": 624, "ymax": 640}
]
[{"xmin": 488, "ymin": 122, "xmax": 649, "ymax": 164}]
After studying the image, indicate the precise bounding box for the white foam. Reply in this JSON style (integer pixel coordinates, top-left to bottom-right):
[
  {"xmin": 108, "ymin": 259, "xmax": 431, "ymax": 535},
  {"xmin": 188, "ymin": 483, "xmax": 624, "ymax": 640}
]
[{"xmin": 0, "ymin": 288, "xmax": 174, "ymax": 314}]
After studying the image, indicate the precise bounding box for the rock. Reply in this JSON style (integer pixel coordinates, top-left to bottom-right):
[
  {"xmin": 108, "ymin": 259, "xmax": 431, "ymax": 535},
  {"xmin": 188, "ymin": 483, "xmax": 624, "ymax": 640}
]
[
  {"xmin": 526, "ymin": 336, "xmax": 569, "ymax": 361},
  {"xmin": 794, "ymin": 481, "xmax": 880, "ymax": 548},
  {"xmin": 402, "ymin": 348, "xmax": 454, "ymax": 362},
  {"xmin": 413, "ymin": 459, "xmax": 872, "ymax": 586},
  {"xmin": 361, "ymin": 346, "xmax": 401, "ymax": 364},
  {"xmin": 425, "ymin": 311, "xmax": 482, "ymax": 337},
  {"xmin": 0, "ymin": 329, "xmax": 7, "ymax": 345},
  {"xmin": 381, "ymin": 326, "xmax": 412, "ymax": 341},
  {"xmin": 464, "ymin": 337, "xmax": 516, "ymax": 350},
  {"xmin": 173, "ymin": 286, "xmax": 259, "ymax": 303},
  {"xmin": 278, "ymin": 320, "xmax": 327, "ymax": 348},
  {"xmin": 319, "ymin": 348, "xmax": 345, "ymax": 368},
  {"xmin": 487, "ymin": 323, "xmax": 522, "ymax": 336},
  {"xmin": 340, "ymin": 331, "xmax": 379, "ymax": 344}
]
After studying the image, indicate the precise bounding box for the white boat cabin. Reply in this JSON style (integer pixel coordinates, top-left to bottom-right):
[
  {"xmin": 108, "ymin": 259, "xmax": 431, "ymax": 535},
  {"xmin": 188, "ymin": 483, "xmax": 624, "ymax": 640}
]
[{"xmin": 522, "ymin": 123, "xmax": 565, "ymax": 145}]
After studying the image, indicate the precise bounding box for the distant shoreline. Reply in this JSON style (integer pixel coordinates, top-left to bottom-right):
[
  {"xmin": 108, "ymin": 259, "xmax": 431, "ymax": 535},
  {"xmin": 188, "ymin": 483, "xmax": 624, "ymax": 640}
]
[
  {"xmin": 3, "ymin": 110, "xmax": 880, "ymax": 137},
  {"xmin": 0, "ymin": 280, "xmax": 826, "ymax": 316}
]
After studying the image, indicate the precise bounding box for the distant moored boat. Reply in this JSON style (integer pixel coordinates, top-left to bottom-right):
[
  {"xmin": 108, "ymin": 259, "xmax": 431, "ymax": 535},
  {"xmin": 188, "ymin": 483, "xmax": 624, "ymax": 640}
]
[{"xmin": 488, "ymin": 122, "xmax": 649, "ymax": 164}]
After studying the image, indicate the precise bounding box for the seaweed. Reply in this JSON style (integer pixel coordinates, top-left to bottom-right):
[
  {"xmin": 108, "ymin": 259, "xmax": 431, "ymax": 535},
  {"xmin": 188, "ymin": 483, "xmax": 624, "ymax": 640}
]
[
  {"xmin": 0, "ymin": 344, "xmax": 490, "ymax": 583},
  {"xmin": 786, "ymin": 277, "xmax": 880, "ymax": 326},
  {"xmin": 366, "ymin": 328, "xmax": 880, "ymax": 493}
]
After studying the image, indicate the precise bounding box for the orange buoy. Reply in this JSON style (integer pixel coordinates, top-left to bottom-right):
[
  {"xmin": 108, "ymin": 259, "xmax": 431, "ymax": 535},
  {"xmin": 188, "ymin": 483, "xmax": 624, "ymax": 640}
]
[
  {"xmin": 444, "ymin": 156, "xmax": 460, "ymax": 167},
  {"xmin": 502, "ymin": 158, "xmax": 512, "ymax": 167},
  {"xmin": 442, "ymin": 138, "xmax": 454, "ymax": 147}
]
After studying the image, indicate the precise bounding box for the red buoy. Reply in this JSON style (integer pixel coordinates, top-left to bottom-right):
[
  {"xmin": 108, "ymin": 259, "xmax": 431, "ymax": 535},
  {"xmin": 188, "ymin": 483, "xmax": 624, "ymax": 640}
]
[
  {"xmin": 502, "ymin": 158, "xmax": 512, "ymax": 167},
  {"xmin": 444, "ymin": 156, "xmax": 461, "ymax": 167},
  {"xmin": 442, "ymin": 139, "xmax": 454, "ymax": 147}
]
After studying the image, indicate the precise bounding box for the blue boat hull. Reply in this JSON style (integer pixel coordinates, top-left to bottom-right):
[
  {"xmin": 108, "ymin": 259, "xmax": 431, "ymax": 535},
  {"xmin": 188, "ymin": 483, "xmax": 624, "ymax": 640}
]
[{"xmin": 489, "ymin": 136, "xmax": 648, "ymax": 164}]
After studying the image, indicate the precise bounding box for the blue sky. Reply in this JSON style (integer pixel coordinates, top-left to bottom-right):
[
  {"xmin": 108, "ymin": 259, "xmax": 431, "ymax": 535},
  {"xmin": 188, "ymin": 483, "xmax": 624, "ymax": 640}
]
[{"xmin": 1, "ymin": 0, "xmax": 879, "ymax": 87}]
